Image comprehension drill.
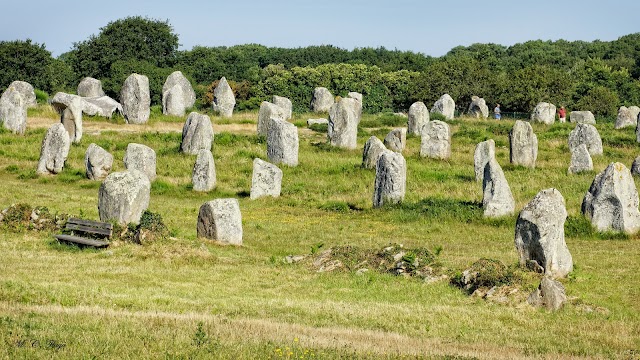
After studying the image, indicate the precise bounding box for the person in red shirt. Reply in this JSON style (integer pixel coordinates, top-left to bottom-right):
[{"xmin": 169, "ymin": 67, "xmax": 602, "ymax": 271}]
[{"xmin": 558, "ymin": 106, "xmax": 566, "ymax": 123}]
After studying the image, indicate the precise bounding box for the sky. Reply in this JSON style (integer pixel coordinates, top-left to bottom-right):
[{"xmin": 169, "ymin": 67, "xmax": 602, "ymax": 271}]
[{"xmin": 2, "ymin": 0, "xmax": 639, "ymax": 58}]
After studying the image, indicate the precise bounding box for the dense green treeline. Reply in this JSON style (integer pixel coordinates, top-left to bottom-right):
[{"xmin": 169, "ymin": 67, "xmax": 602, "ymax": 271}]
[{"xmin": 1, "ymin": 16, "xmax": 640, "ymax": 117}]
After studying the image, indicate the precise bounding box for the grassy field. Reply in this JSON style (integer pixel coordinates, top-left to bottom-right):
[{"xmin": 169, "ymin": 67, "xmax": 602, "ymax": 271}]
[{"xmin": 0, "ymin": 106, "xmax": 638, "ymax": 359}]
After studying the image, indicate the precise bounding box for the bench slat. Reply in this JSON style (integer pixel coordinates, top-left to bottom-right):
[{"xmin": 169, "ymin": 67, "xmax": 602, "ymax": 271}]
[
  {"xmin": 54, "ymin": 234, "xmax": 110, "ymax": 248},
  {"xmin": 65, "ymin": 223, "xmax": 112, "ymax": 237},
  {"xmin": 66, "ymin": 218, "xmax": 113, "ymax": 231}
]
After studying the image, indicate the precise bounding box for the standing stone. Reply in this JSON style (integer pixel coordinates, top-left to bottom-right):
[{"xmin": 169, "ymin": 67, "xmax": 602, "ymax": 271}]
[
  {"xmin": 430, "ymin": 94, "xmax": 455, "ymax": 120},
  {"xmin": 515, "ymin": 188, "xmax": 573, "ymax": 278},
  {"xmin": 569, "ymin": 111, "xmax": 596, "ymax": 124},
  {"xmin": 531, "ymin": 102, "xmax": 556, "ymax": 125},
  {"xmin": 582, "ymin": 162, "xmax": 640, "ymax": 234},
  {"xmin": 474, "ymin": 139, "xmax": 496, "ymax": 182},
  {"xmin": 568, "ymin": 123, "xmax": 603, "ymax": 156},
  {"xmin": 615, "ymin": 106, "xmax": 640, "ymax": 129},
  {"xmin": 60, "ymin": 96, "xmax": 83, "ymax": 143},
  {"xmin": 310, "ymin": 87, "xmax": 334, "ymax": 112},
  {"xmin": 273, "ymin": 95, "xmax": 292, "ymax": 120},
  {"xmin": 257, "ymin": 101, "xmax": 288, "ymax": 136},
  {"xmin": 51, "ymin": 92, "xmax": 122, "ymax": 118},
  {"xmin": 250, "ymin": 158, "xmax": 283, "ymax": 200},
  {"xmin": 124, "ymin": 143, "xmax": 157, "ymax": 182},
  {"xmin": 98, "ymin": 170, "xmax": 150, "ymax": 225},
  {"xmin": 212, "ymin": 77, "xmax": 236, "ymax": 118},
  {"xmin": 420, "ymin": 120, "xmax": 451, "ymax": 159},
  {"xmin": 373, "ymin": 150, "xmax": 406, "ymax": 208},
  {"xmin": 468, "ymin": 96, "xmax": 489, "ymax": 119},
  {"xmin": 407, "ymin": 101, "xmax": 429, "ymax": 136},
  {"xmin": 527, "ymin": 276, "xmax": 568, "ymax": 311},
  {"xmin": 162, "ymin": 84, "xmax": 187, "ymax": 116},
  {"xmin": 162, "ymin": 71, "xmax": 196, "ymax": 109},
  {"xmin": 192, "ymin": 150, "xmax": 216, "ymax": 192},
  {"xmin": 85, "ymin": 143, "xmax": 113, "ymax": 181},
  {"xmin": 568, "ymin": 144, "xmax": 593, "ymax": 174},
  {"xmin": 267, "ymin": 118, "xmax": 299, "ymax": 166},
  {"xmin": 383, "ymin": 128, "xmax": 407, "ymax": 153},
  {"xmin": 347, "ymin": 91, "xmax": 363, "ymax": 118},
  {"xmin": 362, "ymin": 136, "xmax": 387, "ymax": 169},
  {"xmin": 0, "ymin": 87, "xmax": 27, "ymax": 134},
  {"xmin": 181, "ymin": 112, "xmax": 214, "ymax": 155},
  {"xmin": 77, "ymin": 77, "xmax": 105, "ymax": 98},
  {"xmin": 328, "ymin": 98, "xmax": 360, "ymax": 149},
  {"xmin": 121, "ymin": 73, "xmax": 150, "ymax": 124},
  {"xmin": 509, "ymin": 120, "xmax": 538, "ymax": 168},
  {"xmin": 36, "ymin": 123, "xmax": 70, "ymax": 175},
  {"xmin": 197, "ymin": 199, "xmax": 243, "ymax": 245},
  {"xmin": 2, "ymin": 81, "xmax": 36, "ymax": 107},
  {"xmin": 631, "ymin": 156, "xmax": 640, "ymax": 176},
  {"xmin": 482, "ymin": 158, "xmax": 515, "ymax": 217}
]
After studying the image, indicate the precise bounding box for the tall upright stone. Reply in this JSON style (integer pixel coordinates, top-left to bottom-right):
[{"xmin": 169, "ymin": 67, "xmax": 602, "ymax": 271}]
[
  {"xmin": 568, "ymin": 144, "xmax": 593, "ymax": 174},
  {"xmin": 162, "ymin": 71, "xmax": 196, "ymax": 109},
  {"xmin": 328, "ymin": 98, "xmax": 359, "ymax": 149},
  {"xmin": 569, "ymin": 111, "xmax": 596, "ymax": 124},
  {"xmin": 181, "ymin": 112, "xmax": 214, "ymax": 155},
  {"xmin": 0, "ymin": 87, "xmax": 27, "ymax": 134},
  {"xmin": 197, "ymin": 199, "xmax": 243, "ymax": 245},
  {"xmin": 162, "ymin": 85, "xmax": 187, "ymax": 116},
  {"xmin": 373, "ymin": 150, "xmax": 406, "ymax": 208},
  {"xmin": 582, "ymin": 162, "xmax": 640, "ymax": 234},
  {"xmin": 257, "ymin": 101, "xmax": 288, "ymax": 136},
  {"xmin": 36, "ymin": 123, "xmax": 70, "ymax": 175},
  {"xmin": 430, "ymin": 94, "xmax": 455, "ymax": 120},
  {"xmin": 121, "ymin": 73, "xmax": 150, "ymax": 124},
  {"xmin": 615, "ymin": 106, "xmax": 640, "ymax": 129},
  {"xmin": 383, "ymin": 128, "xmax": 407, "ymax": 153},
  {"xmin": 362, "ymin": 136, "xmax": 387, "ymax": 169},
  {"xmin": 407, "ymin": 101, "xmax": 429, "ymax": 136},
  {"xmin": 77, "ymin": 77, "xmax": 105, "ymax": 98},
  {"xmin": 310, "ymin": 87, "xmax": 334, "ymax": 112},
  {"xmin": 482, "ymin": 158, "xmax": 515, "ymax": 217},
  {"xmin": 568, "ymin": 123, "xmax": 603, "ymax": 156},
  {"xmin": 420, "ymin": 120, "xmax": 451, "ymax": 159},
  {"xmin": 124, "ymin": 143, "xmax": 157, "ymax": 182},
  {"xmin": 347, "ymin": 91, "xmax": 363, "ymax": 118},
  {"xmin": 531, "ymin": 102, "xmax": 556, "ymax": 125},
  {"xmin": 515, "ymin": 188, "xmax": 573, "ymax": 278},
  {"xmin": 474, "ymin": 139, "xmax": 496, "ymax": 182},
  {"xmin": 2, "ymin": 81, "xmax": 36, "ymax": 107},
  {"xmin": 212, "ymin": 77, "xmax": 236, "ymax": 118},
  {"xmin": 192, "ymin": 149, "xmax": 216, "ymax": 192},
  {"xmin": 272, "ymin": 95, "xmax": 292, "ymax": 120},
  {"xmin": 60, "ymin": 100, "xmax": 83, "ymax": 144},
  {"xmin": 468, "ymin": 96, "xmax": 488, "ymax": 119},
  {"xmin": 267, "ymin": 118, "xmax": 299, "ymax": 166},
  {"xmin": 509, "ymin": 120, "xmax": 538, "ymax": 168},
  {"xmin": 85, "ymin": 143, "xmax": 113, "ymax": 181},
  {"xmin": 250, "ymin": 158, "xmax": 283, "ymax": 200},
  {"xmin": 98, "ymin": 170, "xmax": 150, "ymax": 225}
]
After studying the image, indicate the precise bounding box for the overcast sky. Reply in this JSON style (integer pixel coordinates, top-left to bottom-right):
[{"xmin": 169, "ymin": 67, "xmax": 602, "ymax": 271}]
[{"xmin": 2, "ymin": 0, "xmax": 639, "ymax": 58}]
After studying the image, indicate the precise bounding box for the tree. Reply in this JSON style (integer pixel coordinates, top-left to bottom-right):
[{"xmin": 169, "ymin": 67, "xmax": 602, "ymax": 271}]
[{"xmin": 0, "ymin": 39, "xmax": 53, "ymax": 91}]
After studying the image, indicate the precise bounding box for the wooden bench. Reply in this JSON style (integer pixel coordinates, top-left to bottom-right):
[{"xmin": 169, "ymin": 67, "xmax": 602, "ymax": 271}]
[{"xmin": 54, "ymin": 218, "xmax": 112, "ymax": 248}]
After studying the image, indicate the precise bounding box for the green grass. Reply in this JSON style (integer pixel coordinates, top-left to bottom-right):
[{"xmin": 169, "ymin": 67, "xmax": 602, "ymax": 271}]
[{"xmin": 0, "ymin": 111, "xmax": 639, "ymax": 358}]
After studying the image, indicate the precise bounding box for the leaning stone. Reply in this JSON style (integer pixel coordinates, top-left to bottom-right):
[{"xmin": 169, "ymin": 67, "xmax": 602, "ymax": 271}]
[
  {"xmin": 468, "ymin": 96, "xmax": 489, "ymax": 119},
  {"xmin": 77, "ymin": 77, "xmax": 105, "ymax": 97},
  {"xmin": 615, "ymin": 106, "xmax": 640, "ymax": 129},
  {"xmin": 310, "ymin": 87, "xmax": 334, "ymax": 112},
  {"xmin": 474, "ymin": 139, "xmax": 496, "ymax": 182},
  {"xmin": 212, "ymin": 77, "xmax": 236, "ymax": 118},
  {"xmin": 2, "ymin": 81, "xmax": 36, "ymax": 107},
  {"xmin": 632, "ymin": 156, "xmax": 640, "ymax": 176},
  {"xmin": 408, "ymin": 101, "xmax": 429, "ymax": 136},
  {"xmin": 527, "ymin": 276, "xmax": 568, "ymax": 311},
  {"xmin": 121, "ymin": 73, "xmax": 150, "ymax": 124},
  {"xmin": 568, "ymin": 123, "xmax": 603, "ymax": 156},
  {"xmin": 267, "ymin": 118, "xmax": 299, "ymax": 166},
  {"xmin": 98, "ymin": 170, "xmax": 150, "ymax": 225},
  {"xmin": 36, "ymin": 123, "xmax": 70, "ymax": 175},
  {"xmin": 0, "ymin": 87, "xmax": 27, "ymax": 134},
  {"xmin": 257, "ymin": 101, "xmax": 288, "ymax": 136},
  {"xmin": 509, "ymin": 120, "xmax": 538, "ymax": 168},
  {"xmin": 250, "ymin": 158, "xmax": 283, "ymax": 200},
  {"xmin": 197, "ymin": 199, "xmax": 243, "ymax": 245},
  {"xmin": 162, "ymin": 84, "xmax": 187, "ymax": 116},
  {"xmin": 482, "ymin": 158, "xmax": 515, "ymax": 217},
  {"xmin": 328, "ymin": 98, "xmax": 360, "ymax": 149},
  {"xmin": 362, "ymin": 136, "xmax": 387, "ymax": 169},
  {"xmin": 569, "ymin": 111, "xmax": 596, "ymax": 124},
  {"xmin": 582, "ymin": 162, "xmax": 640, "ymax": 234},
  {"xmin": 85, "ymin": 143, "xmax": 113, "ymax": 181},
  {"xmin": 567, "ymin": 144, "xmax": 592, "ymax": 174},
  {"xmin": 181, "ymin": 112, "xmax": 214, "ymax": 155},
  {"xmin": 383, "ymin": 128, "xmax": 407, "ymax": 153},
  {"xmin": 162, "ymin": 71, "xmax": 196, "ymax": 109},
  {"xmin": 430, "ymin": 94, "xmax": 455, "ymax": 120},
  {"xmin": 515, "ymin": 188, "xmax": 573, "ymax": 278},
  {"xmin": 420, "ymin": 120, "xmax": 451, "ymax": 159},
  {"xmin": 531, "ymin": 102, "xmax": 556, "ymax": 125},
  {"xmin": 373, "ymin": 150, "xmax": 406, "ymax": 208},
  {"xmin": 192, "ymin": 150, "xmax": 216, "ymax": 192},
  {"xmin": 273, "ymin": 95, "xmax": 292, "ymax": 120},
  {"xmin": 307, "ymin": 118, "xmax": 328, "ymax": 127},
  {"xmin": 124, "ymin": 143, "xmax": 157, "ymax": 182},
  {"xmin": 60, "ymin": 97, "xmax": 83, "ymax": 143}
]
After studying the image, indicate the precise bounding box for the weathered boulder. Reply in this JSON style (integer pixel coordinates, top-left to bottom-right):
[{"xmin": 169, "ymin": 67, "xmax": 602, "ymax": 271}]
[
  {"xmin": 468, "ymin": 96, "xmax": 489, "ymax": 119},
  {"xmin": 85, "ymin": 143, "xmax": 113, "ymax": 181},
  {"xmin": 310, "ymin": 87, "xmax": 334, "ymax": 112},
  {"xmin": 531, "ymin": 102, "xmax": 556, "ymax": 125},
  {"xmin": 568, "ymin": 144, "xmax": 593, "ymax": 174},
  {"xmin": 267, "ymin": 118, "xmax": 299, "ymax": 166},
  {"xmin": 36, "ymin": 123, "xmax": 70, "ymax": 175},
  {"xmin": 509, "ymin": 120, "xmax": 538, "ymax": 168},
  {"xmin": 211, "ymin": 77, "xmax": 236, "ymax": 118},
  {"xmin": 60, "ymin": 100, "xmax": 83, "ymax": 143},
  {"xmin": 373, "ymin": 150, "xmax": 406, "ymax": 208},
  {"xmin": 420, "ymin": 120, "xmax": 451, "ymax": 159},
  {"xmin": 257, "ymin": 101, "xmax": 288, "ymax": 136},
  {"xmin": 272, "ymin": 95, "xmax": 292, "ymax": 120},
  {"xmin": 482, "ymin": 158, "xmax": 515, "ymax": 217},
  {"xmin": 615, "ymin": 106, "xmax": 640, "ymax": 129},
  {"xmin": 192, "ymin": 149, "xmax": 216, "ymax": 192},
  {"xmin": 407, "ymin": 101, "xmax": 429, "ymax": 136},
  {"xmin": 121, "ymin": 73, "xmax": 150, "ymax": 124},
  {"xmin": 383, "ymin": 128, "xmax": 407, "ymax": 153},
  {"xmin": 527, "ymin": 276, "xmax": 568, "ymax": 311},
  {"xmin": 2, "ymin": 81, "xmax": 36, "ymax": 107},
  {"xmin": 197, "ymin": 199, "xmax": 243, "ymax": 245},
  {"xmin": 474, "ymin": 139, "xmax": 496, "ymax": 182},
  {"xmin": 632, "ymin": 156, "xmax": 640, "ymax": 176},
  {"xmin": 162, "ymin": 70, "xmax": 196, "ymax": 109},
  {"xmin": 181, "ymin": 112, "xmax": 213, "ymax": 155},
  {"xmin": 250, "ymin": 158, "xmax": 283, "ymax": 200},
  {"xmin": 430, "ymin": 94, "xmax": 455, "ymax": 120},
  {"xmin": 568, "ymin": 123, "xmax": 603, "ymax": 156},
  {"xmin": 515, "ymin": 188, "xmax": 573, "ymax": 278},
  {"xmin": 569, "ymin": 111, "xmax": 596, "ymax": 124},
  {"xmin": 362, "ymin": 136, "xmax": 387, "ymax": 169},
  {"xmin": 123, "ymin": 143, "xmax": 157, "ymax": 182},
  {"xmin": 328, "ymin": 98, "xmax": 360, "ymax": 149},
  {"xmin": 347, "ymin": 91, "xmax": 363, "ymax": 117},
  {"xmin": 582, "ymin": 162, "xmax": 640, "ymax": 234},
  {"xmin": 98, "ymin": 170, "xmax": 150, "ymax": 225},
  {"xmin": 307, "ymin": 118, "xmax": 328, "ymax": 127},
  {"xmin": 0, "ymin": 87, "xmax": 27, "ymax": 134},
  {"xmin": 162, "ymin": 85, "xmax": 187, "ymax": 116},
  {"xmin": 77, "ymin": 77, "xmax": 105, "ymax": 98}
]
